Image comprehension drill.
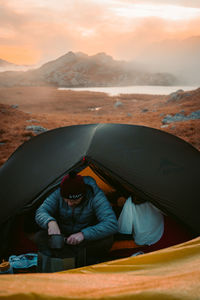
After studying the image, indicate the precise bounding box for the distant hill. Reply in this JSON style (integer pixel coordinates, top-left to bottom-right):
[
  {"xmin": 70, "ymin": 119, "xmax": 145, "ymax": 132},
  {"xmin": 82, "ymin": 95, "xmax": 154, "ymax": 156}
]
[
  {"xmin": 0, "ymin": 51, "xmax": 177, "ymax": 87},
  {"xmin": 0, "ymin": 59, "xmax": 18, "ymax": 69},
  {"xmin": 0, "ymin": 58, "xmax": 33, "ymax": 72}
]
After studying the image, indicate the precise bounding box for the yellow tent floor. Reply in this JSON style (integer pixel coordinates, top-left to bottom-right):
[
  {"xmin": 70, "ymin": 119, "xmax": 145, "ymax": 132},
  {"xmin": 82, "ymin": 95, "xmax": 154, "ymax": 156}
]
[{"xmin": 0, "ymin": 237, "xmax": 200, "ymax": 300}]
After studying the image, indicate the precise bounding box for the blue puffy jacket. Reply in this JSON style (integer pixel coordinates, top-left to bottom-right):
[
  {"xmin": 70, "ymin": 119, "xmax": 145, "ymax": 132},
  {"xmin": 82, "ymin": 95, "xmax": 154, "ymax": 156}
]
[{"xmin": 35, "ymin": 176, "xmax": 118, "ymax": 240}]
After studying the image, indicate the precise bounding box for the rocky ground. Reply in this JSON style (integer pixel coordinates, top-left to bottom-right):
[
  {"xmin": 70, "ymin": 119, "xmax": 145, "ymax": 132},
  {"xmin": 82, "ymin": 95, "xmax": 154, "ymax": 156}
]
[{"xmin": 0, "ymin": 86, "xmax": 199, "ymax": 166}]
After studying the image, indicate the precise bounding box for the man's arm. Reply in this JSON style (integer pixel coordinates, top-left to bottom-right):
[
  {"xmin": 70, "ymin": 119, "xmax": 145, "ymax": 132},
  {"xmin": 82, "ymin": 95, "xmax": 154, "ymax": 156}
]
[
  {"xmin": 48, "ymin": 220, "xmax": 61, "ymax": 235},
  {"xmin": 81, "ymin": 178, "xmax": 118, "ymax": 240},
  {"xmin": 66, "ymin": 232, "xmax": 84, "ymax": 245},
  {"xmin": 35, "ymin": 189, "xmax": 60, "ymax": 230}
]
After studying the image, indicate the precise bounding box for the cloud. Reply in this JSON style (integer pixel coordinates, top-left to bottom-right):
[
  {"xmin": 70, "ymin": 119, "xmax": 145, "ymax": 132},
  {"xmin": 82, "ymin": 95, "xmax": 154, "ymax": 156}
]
[
  {"xmin": 119, "ymin": 0, "xmax": 200, "ymax": 9},
  {"xmin": 0, "ymin": 0, "xmax": 200, "ymax": 64}
]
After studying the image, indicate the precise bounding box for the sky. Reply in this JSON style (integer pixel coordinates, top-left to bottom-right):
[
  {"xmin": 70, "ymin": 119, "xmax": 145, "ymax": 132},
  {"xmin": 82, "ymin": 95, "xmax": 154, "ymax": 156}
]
[{"xmin": 1, "ymin": 0, "xmax": 200, "ymax": 65}]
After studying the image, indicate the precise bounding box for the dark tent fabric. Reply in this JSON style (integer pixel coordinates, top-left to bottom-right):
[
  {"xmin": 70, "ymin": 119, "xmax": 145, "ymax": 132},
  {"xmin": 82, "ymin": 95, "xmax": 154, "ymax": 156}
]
[{"xmin": 0, "ymin": 123, "xmax": 200, "ymax": 237}]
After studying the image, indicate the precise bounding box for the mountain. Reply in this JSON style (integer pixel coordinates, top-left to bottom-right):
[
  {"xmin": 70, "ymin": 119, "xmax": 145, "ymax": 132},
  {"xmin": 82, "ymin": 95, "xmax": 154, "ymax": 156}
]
[
  {"xmin": 0, "ymin": 59, "xmax": 15, "ymax": 67},
  {"xmin": 135, "ymin": 36, "xmax": 200, "ymax": 84},
  {"xmin": 0, "ymin": 59, "xmax": 19, "ymax": 70},
  {"xmin": 0, "ymin": 58, "xmax": 34, "ymax": 72},
  {"xmin": 0, "ymin": 51, "xmax": 177, "ymax": 87}
]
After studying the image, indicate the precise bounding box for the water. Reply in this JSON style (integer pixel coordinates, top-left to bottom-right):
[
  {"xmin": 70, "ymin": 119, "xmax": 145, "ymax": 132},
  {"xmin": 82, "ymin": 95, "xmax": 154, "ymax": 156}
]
[{"xmin": 58, "ymin": 85, "xmax": 198, "ymax": 96}]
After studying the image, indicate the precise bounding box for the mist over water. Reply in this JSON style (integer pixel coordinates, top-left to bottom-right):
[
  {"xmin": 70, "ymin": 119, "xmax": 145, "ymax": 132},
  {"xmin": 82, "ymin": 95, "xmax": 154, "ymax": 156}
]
[
  {"xmin": 58, "ymin": 85, "xmax": 198, "ymax": 96},
  {"xmin": 131, "ymin": 36, "xmax": 200, "ymax": 85}
]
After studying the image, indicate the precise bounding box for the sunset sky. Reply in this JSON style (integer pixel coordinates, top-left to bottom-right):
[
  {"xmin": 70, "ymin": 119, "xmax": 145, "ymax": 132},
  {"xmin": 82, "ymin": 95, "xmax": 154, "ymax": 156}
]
[{"xmin": 1, "ymin": 0, "xmax": 200, "ymax": 65}]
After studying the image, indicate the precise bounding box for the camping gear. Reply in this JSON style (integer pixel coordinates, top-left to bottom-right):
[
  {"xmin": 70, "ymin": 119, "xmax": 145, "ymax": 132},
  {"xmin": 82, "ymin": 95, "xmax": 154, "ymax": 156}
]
[
  {"xmin": 0, "ymin": 124, "xmax": 199, "ymax": 242},
  {"xmin": 37, "ymin": 243, "xmax": 86, "ymax": 272},
  {"xmin": 0, "ymin": 260, "xmax": 13, "ymax": 274},
  {"xmin": 0, "ymin": 237, "xmax": 200, "ymax": 299},
  {"xmin": 131, "ymin": 251, "xmax": 144, "ymax": 256},
  {"xmin": 0, "ymin": 123, "xmax": 199, "ymax": 259},
  {"xmin": 9, "ymin": 253, "xmax": 37, "ymax": 273},
  {"xmin": 9, "ymin": 253, "xmax": 37, "ymax": 269},
  {"xmin": 0, "ymin": 254, "xmax": 37, "ymax": 274},
  {"xmin": 48, "ymin": 234, "xmax": 65, "ymax": 250},
  {"xmin": 37, "ymin": 252, "xmax": 75, "ymax": 273},
  {"xmin": 0, "ymin": 123, "xmax": 199, "ymax": 298}
]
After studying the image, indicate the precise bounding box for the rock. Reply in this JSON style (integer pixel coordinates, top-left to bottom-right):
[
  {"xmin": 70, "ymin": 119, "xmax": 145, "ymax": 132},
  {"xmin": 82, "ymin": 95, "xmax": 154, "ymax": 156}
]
[
  {"xmin": 188, "ymin": 110, "xmax": 200, "ymax": 120},
  {"xmin": 26, "ymin": 119, "xmax": 39, "ymax": 123},
  {"xmin": 183, "ymin": 92, "xmax": 191, "ymax": 98},
  {"xmin": 162, "ymin": 113, "xmax": 185, "ymax": 124},
  {"xmin": 11, "ymin": 104, "xmax": 18, "ymax": 109},
  {"xmin": 162, "ymin": 110, "xmax": 200, "ymax": 124},
  {"xmin": 88, "ymin": 107, "xmax": 101, "ymax": 111},
  {"xmin": 167, "ymin": 89, "xmax": 184, "ymax": 102},
  {"xmin": 141, "ymin": 108, "xmax": 148, "ymax": 113},
  {"xmin": 70, "ymin": 78, "xmax": 79, "ymax": 86},
  {"xmin": 173, "ymin": 113, "xmax": 186, "ymax": 121},
  {"xmin": 25, "ymin": 125, "xmax": 47, "ymax": 134},
  {"xmin": 114, "ymin": 101, "xmax": 123, "ymax": 108}
]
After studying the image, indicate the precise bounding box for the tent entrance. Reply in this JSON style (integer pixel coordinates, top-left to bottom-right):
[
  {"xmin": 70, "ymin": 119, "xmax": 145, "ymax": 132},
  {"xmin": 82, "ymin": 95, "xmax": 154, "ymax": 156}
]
[
  {"xmin": 2, "ymin": 166, "xmax": 136, "ymax": 262},
  {"xmin": 1, "ymin": 165, "xmax": 194, "ymax": 264}
]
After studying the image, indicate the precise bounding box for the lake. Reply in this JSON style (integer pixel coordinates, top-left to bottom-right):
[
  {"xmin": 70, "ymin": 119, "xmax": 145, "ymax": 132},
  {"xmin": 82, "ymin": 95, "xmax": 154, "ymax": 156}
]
[{"xmin": 58, "ymin": 85, "xmax": 198, "ymax": 96}]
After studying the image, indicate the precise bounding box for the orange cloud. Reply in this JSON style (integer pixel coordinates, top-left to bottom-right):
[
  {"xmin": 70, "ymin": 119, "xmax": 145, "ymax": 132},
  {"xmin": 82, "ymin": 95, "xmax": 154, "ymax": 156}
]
[{"xmin": 0, "ymin": 0, "xmax": 200, "ymax": 64}]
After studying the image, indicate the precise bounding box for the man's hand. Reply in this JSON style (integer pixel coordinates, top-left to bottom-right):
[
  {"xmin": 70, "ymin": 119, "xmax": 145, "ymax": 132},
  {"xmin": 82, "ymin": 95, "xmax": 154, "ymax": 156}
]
[
  {"xmin": 48, "ymin": 220, "xmax": 61, "ymax": 235},
  {"xmin": 66, "ymin": 232, "xmax": 84, "ymax": 245}
]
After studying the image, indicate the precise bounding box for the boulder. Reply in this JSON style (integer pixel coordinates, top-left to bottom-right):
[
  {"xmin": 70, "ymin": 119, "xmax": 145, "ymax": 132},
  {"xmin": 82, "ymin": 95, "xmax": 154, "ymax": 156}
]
[{"xmin": 25, "ymin": 125, "xmax": 47, "ymax": 134}]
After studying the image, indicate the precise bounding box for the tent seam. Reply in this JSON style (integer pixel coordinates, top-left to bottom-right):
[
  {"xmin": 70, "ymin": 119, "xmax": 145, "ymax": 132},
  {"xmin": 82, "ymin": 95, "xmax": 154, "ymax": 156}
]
[{"xmin": 84, "ymin": 123, "xmax": 102, "ymax": 159}]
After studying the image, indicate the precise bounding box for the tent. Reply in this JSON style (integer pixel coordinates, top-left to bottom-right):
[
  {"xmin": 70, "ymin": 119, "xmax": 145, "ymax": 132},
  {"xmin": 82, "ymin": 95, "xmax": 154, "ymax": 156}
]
[
  {"xmin": 0, "ymin": 123, "xmax": 200, "ymax": 298},
  {"xmin": 0, "ymin": 123, "xmax": 199, "ymax": 231},
  {"xmin": 0, "ymin": 237, "xmax": 200, "ymax": 299}
]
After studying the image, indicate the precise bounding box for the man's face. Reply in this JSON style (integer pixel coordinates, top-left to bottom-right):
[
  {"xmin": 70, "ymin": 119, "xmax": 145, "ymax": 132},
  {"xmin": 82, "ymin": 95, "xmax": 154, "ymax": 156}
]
[{"xmin": 63, "ymin": 196, "xmax": 83, "ymax": 208}]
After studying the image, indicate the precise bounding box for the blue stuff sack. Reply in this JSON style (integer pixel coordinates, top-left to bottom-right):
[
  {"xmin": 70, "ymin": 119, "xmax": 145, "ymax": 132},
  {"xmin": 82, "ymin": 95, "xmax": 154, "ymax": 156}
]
[{"xmin": 9, "ymin": 253, "xmax": 38, "ymax": 272}]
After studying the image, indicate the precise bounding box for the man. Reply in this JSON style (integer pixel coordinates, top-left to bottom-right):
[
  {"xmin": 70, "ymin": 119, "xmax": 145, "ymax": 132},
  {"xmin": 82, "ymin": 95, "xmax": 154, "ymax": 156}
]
[{"xmin": 35, "ymin": 171, "xmax": 118, "ymax": 269}]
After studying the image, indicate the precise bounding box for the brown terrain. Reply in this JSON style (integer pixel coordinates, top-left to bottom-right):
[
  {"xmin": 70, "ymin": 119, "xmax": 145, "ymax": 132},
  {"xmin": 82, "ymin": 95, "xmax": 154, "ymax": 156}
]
[{"xmin": 0, "ymin": 86, "xmax": 200, "ymax": 167}]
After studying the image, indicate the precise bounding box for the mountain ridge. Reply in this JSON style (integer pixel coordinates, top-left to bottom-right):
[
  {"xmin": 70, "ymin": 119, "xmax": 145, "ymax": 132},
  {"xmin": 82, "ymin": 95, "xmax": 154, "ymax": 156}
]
[
  {"xmin": 0, "ymin": 58, "xmax": 18, "ymax": 67},
  {"xmin": 0, "ymin": 51, "xmax": 177, "ymax": 87}
]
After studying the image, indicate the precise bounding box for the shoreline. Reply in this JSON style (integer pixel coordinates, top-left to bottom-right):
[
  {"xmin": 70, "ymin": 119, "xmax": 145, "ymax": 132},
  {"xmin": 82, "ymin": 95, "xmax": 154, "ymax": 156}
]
[{"xmin": 58, "ymin": 85, "xmax": 199, "ymax": 96}]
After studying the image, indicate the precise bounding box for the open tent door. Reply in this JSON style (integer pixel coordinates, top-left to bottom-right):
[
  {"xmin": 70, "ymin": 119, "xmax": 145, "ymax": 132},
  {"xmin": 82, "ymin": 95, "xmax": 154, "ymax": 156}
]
[
  {"xmin": 0, "ymin": 123, "xmax": 200, "ymax": 299},
  {"xmin": 80, "ymin": 166, "xmax": 115, "ymax": 194},
  {"xmin": 1, "ymin": 164, "xmax": 138, "ymax": 260},
  {"xmin": 0, "ymin": 123, "xmax": 199, "ymax": 260}
]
